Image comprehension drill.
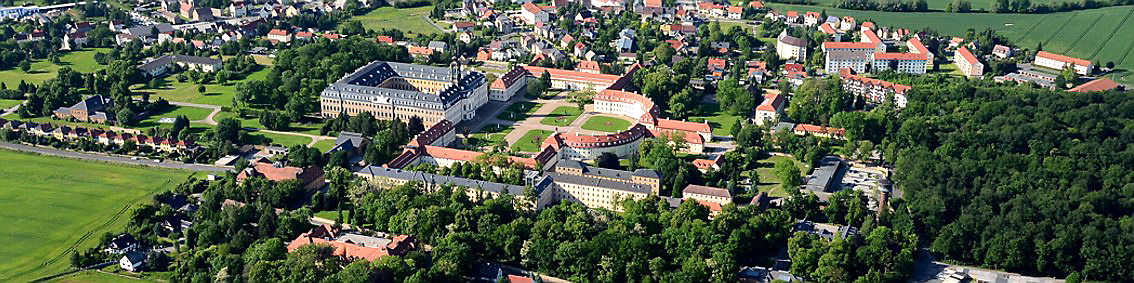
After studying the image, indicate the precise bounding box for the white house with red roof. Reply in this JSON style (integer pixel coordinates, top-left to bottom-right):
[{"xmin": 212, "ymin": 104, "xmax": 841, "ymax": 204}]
[
  {"xmin": 1034, "ymin": 51, "xmax": 1092, "ymax": 75},
  {"xmin": 727, "ymin": 6, "xmax": 743, "ymax": 19},
  {"xmin": 266, "ymin": 29, "xmax": 290, "ymax": 43},
  {"xmin": 803, "ymin": 11, "xmax": 821, "ymax": 25},
  {"xmin": 520, "ymin": 3, "xmax": 550, "ymax": 25},
  {"xmin": 785, "ymin": 10, "xmax": 799, "ymax": 23},
  {"xmin": 954, "ymin": 46, "xmax": 984, "ymax": 77},
  {"xmin": 839, "ymin": 16, "xmax": 856, "ymax": 31},
  {"xmin": 754, "ymin": 91, "xmax": 785, "ymax": 125}
]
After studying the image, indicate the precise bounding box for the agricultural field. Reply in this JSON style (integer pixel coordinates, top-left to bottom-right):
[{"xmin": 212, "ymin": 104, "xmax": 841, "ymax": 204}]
[
  {"xmin": 0, "ymin": 150, "xmax": 192, "ymax": 282},
  {"xmin": 352, "ymin": 6, "xmax": 443, "ymax": 35},
  {"xmin": 540, "ymin": 106, "xmax": 583, "ymax": 126},
  {"xmin": 511, "ymin": 129, "xmax": 554, "ymax": 152},
  {"xmin": 581, "ymin": 115, "xmax": 634, "ymax": 132},
  {"xmin": 765, "ymin": 4, "xmax": 1134, "ymax": 84},
  {"xmin": 0, "ymin": 48, "xmax": 112, "ymax": 87}
]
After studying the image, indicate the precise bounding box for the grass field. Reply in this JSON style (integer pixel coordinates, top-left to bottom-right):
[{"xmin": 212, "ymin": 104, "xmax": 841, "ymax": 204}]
[
  {"xmin": 353, "ymin": 6, "xmax": 443, "ymax": 35},
  {"xmin": 511, "ymin": 129, "xmax": 553, "ymax": 152},
  {"xmin": 0, "ymin": 48, "xmax": 111, "ymax": 87},
  {"xmin": 751, "ymin": 155, "xmax": 809, "ymax": 197},
  {"xmin": 496, "ymin": 101, "xmax": 540, "ymax": 121},
  {"xmin": 0, "ymin": 98, "xmax": 23, "ymax": 109},
  {"xmin": 0, "ymin": 150, "xmax": 192, "ymax": 282},
  {"xmin": 469, "ymin": 124, "xmax": 513, "ymax": 148},
  {"xmin": 765, "ymin": 4, "xmax": 1134, "ymax": 84},
  {"xmin": 691, "ymin": 103, "xmax": 741, "ymax": 136},
  {"xmin": 312, "ymin": 139, "xmax": 337, "ymax": 152},
  {"xmin": 47, "ymin": 270, "xmax": 164, "ymax": 283},
  {"xmin": 580, "ymin": 115, "xmax": 634, "ymax": 132},
  {"xmin": 540, "ymin": 106, "xmax": 583, "ymax": 127},
  {"xmin": 139, "ymin": 67, "xmax": 271, "ymax": 106},
  {"xmin": 247, "ymin": 131, "xmax": 316, "ymax": 148}
]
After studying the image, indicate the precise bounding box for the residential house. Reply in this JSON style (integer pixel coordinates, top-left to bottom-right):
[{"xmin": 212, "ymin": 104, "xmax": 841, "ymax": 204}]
[
  {"xmin": 776, "ymin": 30, "xmax": 808, "ymax": 60},
  {"xmin": 753, "ymin": 91, "xmax": 785, "ymax": 125},
  {"xmin": 803, "ymin": 11, "xmax": 820, "ymax": 26},
  {"xmin": 520, "ymin": 3, "xmax": 550, "ymax": 25},
  {"xmin": 120, "ymin": 251, "xmax": 146, "ymax": 272},
  {"xmin": 838, "ymin": 68, "xmax": 909, "ymax": 108},
  {"xmin": 53, "ymin": 95, "xmax": 114, "ymax": 123},
  {"xmin": 954, "ymin": 46, "xmax": 984, "ymax": 77},
  {"xmin": 266, "ymin": 28, "xmax": 290, "ymax": 43},
  {"xmin": 992, "ymin": 44, "xmax": 1013, "ymax": 59}
]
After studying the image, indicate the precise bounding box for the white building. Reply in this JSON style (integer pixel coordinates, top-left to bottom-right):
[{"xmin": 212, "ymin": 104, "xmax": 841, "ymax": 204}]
[
  {"xmin": 822, "ymin": 42, "xmax": 875, "ymax": 74},
  {"xmin": 1034, "ymin": 51, "xmax": 1092, "ymax": 75},
  {"xmin": 520, "ymin": 3, "xmax": 549, "ymax": 25},
  {"xmin": 954, "ymin": 47, "xmax": 984, "ymax": 77},
  {"xmin": 776, "ymin": 30, "xmax": 808, "ymax": 60},
  {"xmin": 753, "ymin": 91, "xmax": 785, "ymax": 125}
]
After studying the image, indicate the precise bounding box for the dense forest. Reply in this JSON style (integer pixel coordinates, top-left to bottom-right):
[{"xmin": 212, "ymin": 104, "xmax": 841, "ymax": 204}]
[{"xmin": 891, "ymin": 80, "xmax": 1134, "ymax": 281}]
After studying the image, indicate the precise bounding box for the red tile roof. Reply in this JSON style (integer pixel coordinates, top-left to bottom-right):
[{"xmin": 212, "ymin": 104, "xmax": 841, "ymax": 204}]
[
  {"xmin": 645, "ymin": 0, "xmax": 662, "ymax": 8},
  {"xmin": 873, "ymin": 52, "xmax": 927, "ymax": 61},
  {"xmin": 838, "ymin": 68, "xmax": 912, "ymax": 94},
  {"xmin": 749, "ymin": 1, "xmax": 764, "ymax": 8},
  {"xmin": 376, "ymin": 35, "xmax": 394, "ymax": 43},
  {"xmin": 656, "ymin": 119, "xmax": 711, "ymax": 134},
  {"xmin": 819, "ymin": 23, "xmax": 838, "ymax": 34},
  {"xmin": 793, "ymin": 123, "xmax": 845, "ymax": 136},
  {"xmin": 521, "ymin": 66, "xmax": 624, "ymax": 86},
  {"xmin": 576, "ymin": 60, "xmax": 601, "ymax": 72},
  {"xmin": 756, "ymin": 91, "xmax": 784, "ymax": 112},
  {"xmin": 408, "ymin": 45, "xmax": 434, "ymax": 56},
  {"xmin": 268, "ymin": 29, "xmax": 288, "ymax": 36},
  {"xmin": 822, "ymin": 42, "xmax": 876, "ymax": 49},
  {"xmin": 727, "ymin": 6, "xmax": 743, "ymax": 13},
  {"xmin": 907, "ymin": 37, "xmax": 930, "ymax": 55},
  {"xmin": 861, "ymin": 29, "xmax": 881, "ymax": 43},
  {"xmin": 786, "ymin": 10, "xmax": 798, "ymax": 18},
  {"xmin": 955, "ymin": 46, "xmax": 980, "ymax": 65},
  {"xmin": 522, "ymin": 3, "xmax": 543, "ymax": 14},
  {"xmin": 1068, "ymin": 78, "xmax": 1120, "ymax": 93},
  {"xmin": 1037, "ymin": 51, "xmax": 1092, "ymax": 67}
]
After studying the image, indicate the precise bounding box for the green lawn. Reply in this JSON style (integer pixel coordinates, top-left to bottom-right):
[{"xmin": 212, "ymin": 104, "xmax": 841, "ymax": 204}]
[
  {"xmin": 0, "ymin": 48, "xmax": 111, "ymax": 87},
  {"xmin": 580, "ymin": 115, "xmax": 633, "ymax": 133},
  {"xmin": 213, "ymin": 111, "xmax": 323, "ymax": 135},
  {"xmin": 765, "ymin": 4, "xmax": 1134, "ymax": 84},
  {"xmin": 511, "ymin": 129, "xmax": 553, "ymax": 152},
  {"xmin": 137, "ymin": 67, "xmax": 271, "ymax": 106},
  {"xmin": 539, "ymin": 106, "xmax": 583, "ymax": 127},
  {"xmin": 0, "ymin": 150, "xmax": 192, "ymax": 282},
  {"xmin": 47, "ymin": 270, "xmax": 164, "ymax": 283},
  {"xmin": 248, "ymin": 131, "xmax": 315, "ymax": 148},
  {"xmin": 691, "ymin": 103, "xmax": 741, "ymax": 137},
  {"xmin": 312, "ymin": 139, "xmax": 337, "ymax": 152},
  {"xmin": 469, "ymin": 124, "xmax": 513, "ymax": 148},
  {"xmin": 496, "ymin": 101, "xmax": 540, "ymax": 121},
  {"xmin": 751, "ymin": 155, "xmax": 809, "ymax": 197},
  {"xmin": 0, "ymin": 98, "xmax": 23, "ymax": 109},
  {"xmin": 313, "ymin": 210, "xmax": 351, "ymax": 224},
  {"xmin": 353, "ymin": 6, "xmax": 443, "ymax": 35}
]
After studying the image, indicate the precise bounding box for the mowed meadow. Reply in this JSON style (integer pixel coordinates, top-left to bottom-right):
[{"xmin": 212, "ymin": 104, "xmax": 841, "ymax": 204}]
[
  {"xmin": 0, "ymin": 150, "xmax": 192, "ymax": 282},
  {"xmin": 766, "ymin": 4, "xmax": 1134, "ymax": 83}
]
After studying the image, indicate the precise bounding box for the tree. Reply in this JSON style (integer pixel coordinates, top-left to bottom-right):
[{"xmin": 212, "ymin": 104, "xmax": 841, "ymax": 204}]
[
  {"xmin": 774, "ymin": 159, "xmax": 802, "ymax": 189},
  {"xmin": 19, "ymin": 60, "xmax": 30, "ymax": 72},
  {"xmin": 716, "ymin": 79, "xmax": 754, "ymax": 116},
  {"xmin": 653, "ymin": 43, "xmax": 675, "ymax": 64},
  {"xmin": 214, "ymin": 117, "xmax": 243, "ymax": 144},
  {"xmin": 786, "ymin": 77, "xmax": 850, "ymax": 125},
  {"xmin": 197, "ymin": 84, "xmax": 206, "ymax": 94},
  {"xmin": 596, "ymin": 152, "xmax": 621, "ymax": 169}
]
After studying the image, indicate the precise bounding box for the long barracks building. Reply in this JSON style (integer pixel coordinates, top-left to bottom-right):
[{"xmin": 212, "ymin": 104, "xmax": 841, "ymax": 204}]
[{"xmin": 319, "ymin": 61, "xmax": 488, "ymax": 128}]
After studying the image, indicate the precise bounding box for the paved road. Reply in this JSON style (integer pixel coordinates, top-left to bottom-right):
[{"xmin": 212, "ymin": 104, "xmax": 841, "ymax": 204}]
[{"xmin": 0, "ymin": 142, "xmax": 230, "ymax": 172}]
